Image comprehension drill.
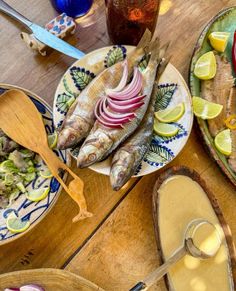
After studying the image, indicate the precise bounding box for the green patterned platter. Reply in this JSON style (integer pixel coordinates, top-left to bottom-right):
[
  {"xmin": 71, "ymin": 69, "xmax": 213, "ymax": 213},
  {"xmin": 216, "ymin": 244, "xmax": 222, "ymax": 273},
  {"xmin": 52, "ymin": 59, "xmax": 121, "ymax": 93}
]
[
  {"xmin": 53, "ymin": 46, "xmax": 193, "ymax": 177},
  {"xmin": 189, "ymin": 6, "xmax": 236, "ymax": 186}
]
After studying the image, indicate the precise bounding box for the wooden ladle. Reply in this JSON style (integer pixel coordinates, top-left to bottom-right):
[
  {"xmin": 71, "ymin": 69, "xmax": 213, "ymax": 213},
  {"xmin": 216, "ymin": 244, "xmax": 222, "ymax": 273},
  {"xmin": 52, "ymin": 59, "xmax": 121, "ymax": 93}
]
[
  {"xmin": 130, "ymin": 219, "xmax": 222, "ymax": 290},
  {"xmin": 0, "ymin": 89, "xmax": 92, "ymax": 222}
]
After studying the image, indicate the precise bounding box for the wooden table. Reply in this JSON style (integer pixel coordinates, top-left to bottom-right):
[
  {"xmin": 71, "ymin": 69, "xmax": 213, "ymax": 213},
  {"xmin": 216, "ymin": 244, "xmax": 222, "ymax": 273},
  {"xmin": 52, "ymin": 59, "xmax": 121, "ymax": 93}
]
[{"xmin": 0, "ymin": 0, "xmax": 236, "ymax": 290}]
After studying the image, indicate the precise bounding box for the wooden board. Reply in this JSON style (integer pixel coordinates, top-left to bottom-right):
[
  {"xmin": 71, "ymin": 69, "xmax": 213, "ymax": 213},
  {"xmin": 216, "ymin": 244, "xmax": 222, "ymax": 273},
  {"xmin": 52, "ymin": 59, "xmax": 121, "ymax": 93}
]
[
  {"xmin": 0, "ymin": 268, "xmax": 104, "ymax": 290},
  {"xmin": 152, "ymin": 166, "xmax": 236, "ymax": 290}
]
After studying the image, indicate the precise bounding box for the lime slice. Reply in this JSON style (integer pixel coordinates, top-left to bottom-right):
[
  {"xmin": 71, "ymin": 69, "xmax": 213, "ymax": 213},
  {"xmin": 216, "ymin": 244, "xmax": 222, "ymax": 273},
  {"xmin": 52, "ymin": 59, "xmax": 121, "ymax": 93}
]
[
  {"xmin": 154, "ymin": 103, "xmax": 185, "ymax": 123},
  {"xmin": 6, "ymin": 212, "xmax": 30, "ymax": 233},
  {"xmin": 214, "ymin": 129, "xmax": 232, "ymax": 156},
  {"xmin": 26, "ymin": 187, "xmax": 50, "ymax": 202},
  {"xmin": 208, "ymin": 32, "xmax": 230, "ymax": 53},
  {"xmin": 192, "ymin": 96, "xmax": 223, "ymax": 119},
  {"xmin": 194, "ymin": 51, "xmax": 216, "ymax": 80},
  {"xmin": 47, "ymin": 132, "xmax": 58, "ymax": 149},
  {"xmin": 154, "ymin": 121, "xmax": 179, "ymax": 137},
  {"xmin": 39, "ymin": 167, "xmax": 53, "ymax": 179}
]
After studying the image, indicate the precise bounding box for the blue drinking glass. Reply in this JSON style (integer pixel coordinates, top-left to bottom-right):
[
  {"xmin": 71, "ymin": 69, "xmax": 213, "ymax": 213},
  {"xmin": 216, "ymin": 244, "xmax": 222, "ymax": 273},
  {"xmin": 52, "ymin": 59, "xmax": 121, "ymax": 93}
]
[{"xmin": 51, "ymin": 0, "xmax": 93, "ymax": 18}]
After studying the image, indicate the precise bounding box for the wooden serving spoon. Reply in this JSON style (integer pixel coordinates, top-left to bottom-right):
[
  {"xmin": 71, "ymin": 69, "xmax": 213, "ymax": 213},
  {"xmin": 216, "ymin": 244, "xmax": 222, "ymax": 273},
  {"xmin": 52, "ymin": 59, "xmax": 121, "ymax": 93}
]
[
  {"xmin": 130, "ymin": 219, "xmax": 222, "ymax": 290},
  {"xmin": 0, "ymin": 89, "xmax": 92, "ymax": 222}
]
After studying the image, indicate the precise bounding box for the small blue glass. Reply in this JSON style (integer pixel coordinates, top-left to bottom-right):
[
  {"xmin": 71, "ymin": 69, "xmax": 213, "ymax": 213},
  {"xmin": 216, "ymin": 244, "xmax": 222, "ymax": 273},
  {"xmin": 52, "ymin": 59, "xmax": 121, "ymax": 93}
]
[{"xmin": 51, "ymin": 0, "xmax": 93, "ymax": 18}]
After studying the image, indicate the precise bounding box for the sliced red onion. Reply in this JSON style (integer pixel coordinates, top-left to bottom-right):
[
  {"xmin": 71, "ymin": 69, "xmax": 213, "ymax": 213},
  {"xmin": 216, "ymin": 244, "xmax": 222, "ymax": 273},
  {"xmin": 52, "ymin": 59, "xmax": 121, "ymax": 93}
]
[
  {"xmin": 100, "ymin": 111, "xmax": 131, "ymax": 124},
  {"xmin": 94, "ymin": 108, "xmax": 123, "ymax": 128},
  {"xmin": 4, "ymin": 289, "xmax": 20, "ymax": 291},
  {"xmin": 106, "ymin": 59, "xmax": 128, "ymax": 95},
  {"xmin": 107, "ymin": 98, "xmax": 144, "ymax": 113},
  {"xmin": 108, "ymin": 68, "xmax": 143, "ymax": 99},
  {"xmin": 111, "ymin": 94, "xmax": 146, "ymax": 106},
  {"xmin": 102, "ymin": 98, "xmax": 135, "ymax": 119},
  {"xmin": 20, "ymin": 285, "xmax": 44, "ymax": 291}
]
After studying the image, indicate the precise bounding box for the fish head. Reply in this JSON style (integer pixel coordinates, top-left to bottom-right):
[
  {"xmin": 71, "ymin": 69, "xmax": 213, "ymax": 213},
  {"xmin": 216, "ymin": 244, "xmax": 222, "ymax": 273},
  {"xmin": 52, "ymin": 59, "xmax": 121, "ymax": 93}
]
[
  {"xmin": 110, "ymin": 149, "xmax": 135, "ymax": 191},
  {"xmin": 57, "ymin": 127, "xmax": 81, "ymax": 149},
  {"xmin": 77, "ymin": 131, "xmax": 113, "ymax": 168}
]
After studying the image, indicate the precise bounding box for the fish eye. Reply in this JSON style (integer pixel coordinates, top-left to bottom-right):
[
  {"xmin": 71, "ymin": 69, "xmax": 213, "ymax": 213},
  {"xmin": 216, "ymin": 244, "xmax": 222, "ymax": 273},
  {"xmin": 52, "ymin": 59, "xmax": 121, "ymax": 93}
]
[
  {"xmin": 88, "ymin": 153, "xmax": 96, "ymax": 162},
  {"xmin": 69, "ymin": 134, "xmax": 76, "ymax": 142}
]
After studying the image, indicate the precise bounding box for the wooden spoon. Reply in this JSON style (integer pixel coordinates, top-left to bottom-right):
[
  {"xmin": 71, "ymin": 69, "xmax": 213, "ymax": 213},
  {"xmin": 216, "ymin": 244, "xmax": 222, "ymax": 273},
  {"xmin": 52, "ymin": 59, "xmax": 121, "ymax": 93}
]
[{"xmin": 0, "ymin": 89, "xmax": 92, "ymax": 222}]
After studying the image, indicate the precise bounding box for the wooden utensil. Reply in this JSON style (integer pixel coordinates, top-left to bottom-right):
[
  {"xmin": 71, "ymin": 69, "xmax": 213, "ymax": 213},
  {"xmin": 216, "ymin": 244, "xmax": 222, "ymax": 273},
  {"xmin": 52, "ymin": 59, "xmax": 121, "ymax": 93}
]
[
  {"xmin": 0, "ymin": 89, "xmax": 92, "ymax": 222},
  {"xmin": 130, "ymin": 219, "xmax": 221, "ymax": 290},
  {"xmin": 0, "ymin": 268, "xmax": 104, "ymax": 290}
]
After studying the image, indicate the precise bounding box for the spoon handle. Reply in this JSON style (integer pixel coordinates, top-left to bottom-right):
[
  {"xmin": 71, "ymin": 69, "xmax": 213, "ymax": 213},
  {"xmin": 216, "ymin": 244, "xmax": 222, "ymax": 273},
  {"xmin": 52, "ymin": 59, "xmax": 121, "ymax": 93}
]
[
  {"xmin": 130, "ymin": 246, "xmax": 186, "ymax": 291},
  {"xmin": 40, "ymin": 147, "xmax": 93, "ymax": 222}
]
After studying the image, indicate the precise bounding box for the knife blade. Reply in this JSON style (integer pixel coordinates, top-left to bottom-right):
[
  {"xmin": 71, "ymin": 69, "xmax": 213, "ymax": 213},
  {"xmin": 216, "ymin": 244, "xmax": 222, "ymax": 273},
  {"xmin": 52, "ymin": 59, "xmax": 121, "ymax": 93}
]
[
  {"xmin": 0, "ymin": 0, "xmax": 85, "ymax": 60},
  {"xmin": 30, "ymin": 23, "xmax": 85, "ymax": 60}
]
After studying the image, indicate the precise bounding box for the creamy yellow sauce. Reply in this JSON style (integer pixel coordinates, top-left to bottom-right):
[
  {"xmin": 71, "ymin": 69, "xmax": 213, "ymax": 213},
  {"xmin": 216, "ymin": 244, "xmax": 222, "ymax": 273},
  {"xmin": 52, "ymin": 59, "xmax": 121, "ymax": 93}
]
[
  {"xmin": 158, "ymin": 175, "xmax": 233, "ymax": 291},
  {"xmin": 192, "ymin": 221, "xmax": 221, "ymax": 257}
]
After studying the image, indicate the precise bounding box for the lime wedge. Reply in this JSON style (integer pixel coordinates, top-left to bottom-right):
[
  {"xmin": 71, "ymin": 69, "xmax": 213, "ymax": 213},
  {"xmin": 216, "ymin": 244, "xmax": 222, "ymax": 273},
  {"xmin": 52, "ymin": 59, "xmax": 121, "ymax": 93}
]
[
  {"xmin": 214, "ymin": 129, "xmax": 232, "ymax": 156},
  {"xmin": 154, "ymin": 103, "xmax": 185, "ymax": 123},
  {"xmin": 208, "ymin": 32, "xmax": 230, "ymax": 53},
  {"xmin": 26, "ymin": 187, "xmax": 50, "ymax": 202},
  {"xmin": 194, "ymin": 51, "xmax": 216, "ymax": 80},
  {"xmin": 39, "ymin": 167, "xmax": 53, "ymax": 179},
  {"xmin": 192, "ymin": 96, "xmax": 223, "ymax": 119},
  {"xmin": 154, "ymin": 121, "xmax": 179, "ymax": 137},
  {"xmin": 47, "ymin": 132, "xmax": 58, "ymax": 149},
  {"xmin": 6, "ymin": 212, "xmax": 30, "ymax": 233}
]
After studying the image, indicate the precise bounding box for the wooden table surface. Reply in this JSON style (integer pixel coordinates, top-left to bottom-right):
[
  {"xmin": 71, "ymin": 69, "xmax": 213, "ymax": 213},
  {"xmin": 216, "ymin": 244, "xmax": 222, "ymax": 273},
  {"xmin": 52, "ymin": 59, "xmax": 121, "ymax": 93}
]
[{"xmin": 0, "ymin": 0, "xmax": 236, "ymax": 290}]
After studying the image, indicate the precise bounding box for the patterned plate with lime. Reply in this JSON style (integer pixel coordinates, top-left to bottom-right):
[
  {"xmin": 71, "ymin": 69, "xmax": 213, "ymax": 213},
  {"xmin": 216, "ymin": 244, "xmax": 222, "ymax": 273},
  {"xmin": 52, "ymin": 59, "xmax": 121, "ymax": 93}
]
[
  {"xmin": 189, "ymin": 6, "xmax": 236, "ymax": 186},
  {"xmin": 53, "ymin": 46, "xmax": 193, "ymax": 176},
  {"xmin": 0, "ymin": 84, "xmax": 70, "ymax": 245}
]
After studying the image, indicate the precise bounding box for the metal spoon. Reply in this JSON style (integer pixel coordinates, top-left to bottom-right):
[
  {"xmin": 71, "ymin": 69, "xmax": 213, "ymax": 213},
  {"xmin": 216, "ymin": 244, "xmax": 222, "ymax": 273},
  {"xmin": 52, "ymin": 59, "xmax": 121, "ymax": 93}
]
[{"xmin": 130, "ymin": 219, "xmax": 222, "ymax": 291}]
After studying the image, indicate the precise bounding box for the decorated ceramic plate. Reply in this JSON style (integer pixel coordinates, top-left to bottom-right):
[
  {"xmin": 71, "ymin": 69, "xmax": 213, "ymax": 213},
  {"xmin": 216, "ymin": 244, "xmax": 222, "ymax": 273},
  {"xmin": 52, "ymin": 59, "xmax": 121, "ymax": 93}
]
[
  {"xmin": 0, "ymin": 84, "xmax": 70, "ymax": 245},
  {"xmin": 54, "ymin": 46, "xmax": 193, "ymax": 176},
  {"xmin": 189, "ymin": 6, "xmax": 236, "ymax": 186}
]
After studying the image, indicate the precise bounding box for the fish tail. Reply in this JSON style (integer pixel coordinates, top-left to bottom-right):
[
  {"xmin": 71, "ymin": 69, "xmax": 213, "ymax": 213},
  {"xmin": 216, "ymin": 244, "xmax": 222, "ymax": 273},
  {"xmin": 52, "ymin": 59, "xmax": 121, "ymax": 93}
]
[
  {"xmin": 146, "ymin": 38, "xmax": 160, "ymax": 68},
  {"xmin": 136, "ymin": 29, "xmax": 152, "ymax": 50}
]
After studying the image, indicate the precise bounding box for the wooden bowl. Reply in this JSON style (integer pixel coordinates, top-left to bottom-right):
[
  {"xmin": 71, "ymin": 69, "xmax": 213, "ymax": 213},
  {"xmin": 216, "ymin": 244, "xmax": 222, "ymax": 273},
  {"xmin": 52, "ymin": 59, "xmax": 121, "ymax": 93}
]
[
  {"xmin": 0, "ymin": 268, "xmax": 104, "ymax": 291},
  {"xmin": 152, "ymin": 166, "xmax": 236, "ymax": 290}
]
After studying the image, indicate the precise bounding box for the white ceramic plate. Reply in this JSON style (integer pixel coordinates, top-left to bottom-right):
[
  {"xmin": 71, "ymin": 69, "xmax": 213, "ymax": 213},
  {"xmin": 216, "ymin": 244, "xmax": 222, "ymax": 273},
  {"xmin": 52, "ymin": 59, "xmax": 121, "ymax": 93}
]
[
  {"xmin": 0, "ymin": 84, "xmax": 70, "ymax": 245},
  {"xmin": 53, "ymin": 46, "xmax": 193, "ymax": 176}
]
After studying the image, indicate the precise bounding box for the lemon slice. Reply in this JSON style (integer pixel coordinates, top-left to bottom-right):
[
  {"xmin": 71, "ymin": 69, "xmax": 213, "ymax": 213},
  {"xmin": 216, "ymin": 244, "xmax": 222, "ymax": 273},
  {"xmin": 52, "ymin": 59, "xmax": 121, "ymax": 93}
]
[
  {"xmin": 154, "ymin": 103, "xmax": 185, "ymax": 123},
  {"xmin": 192, "ymin": 96, "xmax": 223, "ymax": 119},
  {"xmin": 208, "ymin": 32, "xmax": 230, "ymax": 52},
  {"xmin": 154, "ymin": 121, "xmax": 179, "ymax": 137},
  {"xmin": 214, "ymin": 129, "xmax": 232, "ymax": 156},
  {"xmin": 39, "ymin": 167, "xmax": 53, "ymax": 179},
  {"xmin": 194, "ymin": 51, "xmax": 216, "ymax": 80},
  {"xmin": 26, "ymin": 187, "xmax": 50, "ymax": 202},
  {"xmin": 6, "ymin": 212, "xmax": 30, "ymax": 233},
  {"xmin": 48, "ymin": 132, "xmax": 58, "ymax": 149}
]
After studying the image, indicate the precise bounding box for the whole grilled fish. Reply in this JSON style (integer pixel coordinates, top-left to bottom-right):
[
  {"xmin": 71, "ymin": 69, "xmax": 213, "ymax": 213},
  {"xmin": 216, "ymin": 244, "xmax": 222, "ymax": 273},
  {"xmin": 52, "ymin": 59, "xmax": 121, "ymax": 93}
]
[
  {"xmin": 110, "ymin": 56, "xmax": 169, "ymax": 191},
  {"xmin": 77, "ymin": 39, "xmax": 160, "ymax": 168},
  {"xmin": 57, "ymin": 30, "xmax": 152, "ymax": 149},
  {"xmin": 227, "ymin": 87, "xmax": 236, "ymax": 173},
  {"xmin": 201, "ymin": 53, "xmax": 234, "ymax": 137}
]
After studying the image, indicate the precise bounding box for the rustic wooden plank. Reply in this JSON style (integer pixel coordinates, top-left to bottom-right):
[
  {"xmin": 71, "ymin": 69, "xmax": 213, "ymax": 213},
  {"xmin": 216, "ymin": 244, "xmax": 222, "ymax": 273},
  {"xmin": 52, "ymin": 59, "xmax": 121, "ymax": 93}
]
[{"xmin": 0, "ymin": 163, "xmax": 137, "ymax": 273}]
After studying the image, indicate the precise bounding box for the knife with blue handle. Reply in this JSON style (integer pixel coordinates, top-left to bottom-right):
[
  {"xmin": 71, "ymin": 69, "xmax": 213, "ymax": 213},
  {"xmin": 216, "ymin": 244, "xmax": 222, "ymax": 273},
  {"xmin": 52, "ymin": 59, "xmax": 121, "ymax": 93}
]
[{"xmin": 0, "ymin": 0, "xmax": 85, "ymax": 60}]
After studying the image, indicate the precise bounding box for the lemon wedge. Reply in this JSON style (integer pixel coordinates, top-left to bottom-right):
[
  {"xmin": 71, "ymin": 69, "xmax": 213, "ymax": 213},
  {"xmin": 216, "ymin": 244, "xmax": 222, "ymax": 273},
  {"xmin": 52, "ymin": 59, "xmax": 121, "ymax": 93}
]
[
  {"xmin": 154, "ymin": 121, "xmax": 179, "ymax": 137},
  {"xmin": 192, "ymin": 96, "xmax": 223, "ymax": 119},
  {"xmin": 208, "ymin": 32, "xmax": 230, "ymax": 53},
  {"xmin": 194, "ymin": 51, "xmax": 216, "ymax": 80},
  {"xmin": 48, "ymin": 132, "xmax": 58, "ymax": 149},
  {"xmin": 6, "ymin": 212, "xmax": 30, "ymax": 233},
  {"xmin": 154, "ymin": 103, "xmax": 185, "ymax": 123},
  {"xmin": 26, "ymin": 187, "xmax": 50, "ymax": 202},
  {"xmin": 214, "ymin": 129, "xmax": 232, "ymax": 156},
  {"xmin": 39, "ymin": 167, "xmax": 53, "ymax": 179}
]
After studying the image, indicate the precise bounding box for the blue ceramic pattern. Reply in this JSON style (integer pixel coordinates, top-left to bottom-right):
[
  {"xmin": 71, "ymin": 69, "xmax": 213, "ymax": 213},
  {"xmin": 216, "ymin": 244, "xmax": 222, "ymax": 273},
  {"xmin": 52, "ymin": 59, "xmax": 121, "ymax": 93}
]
[
  {"xmin": 104, "ymin": 45, "xmax": 127, "ymax": 68},
  {"xmin": 0, "ymin": 87, "xmax": 68, "ymax": 242}
]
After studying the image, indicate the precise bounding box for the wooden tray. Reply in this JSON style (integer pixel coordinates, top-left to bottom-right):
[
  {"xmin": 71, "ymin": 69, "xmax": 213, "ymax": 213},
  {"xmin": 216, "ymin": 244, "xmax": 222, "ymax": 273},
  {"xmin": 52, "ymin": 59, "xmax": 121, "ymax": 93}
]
[
  {"xmin": 152, "ymin": 166, "xmax": 236, "ymax": 290},
  {"xmin": 0, "ymin": 268, "xmax": 104, "ymax": 291},
  {"xmin": 189, "ymin": 6, "xmax": 236, "ymax": 188}
]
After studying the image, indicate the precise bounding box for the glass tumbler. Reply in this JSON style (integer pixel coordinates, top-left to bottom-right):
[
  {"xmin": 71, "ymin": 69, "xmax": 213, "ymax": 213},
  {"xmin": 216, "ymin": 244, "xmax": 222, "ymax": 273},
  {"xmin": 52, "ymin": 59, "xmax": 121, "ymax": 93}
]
[
  {"xmin": 51, "ymin": 0, "xmax": 93, "ymax": 18},
  {"xmin": 105, "ymin": 0, "xmax": 160, "ymax": 45}
]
